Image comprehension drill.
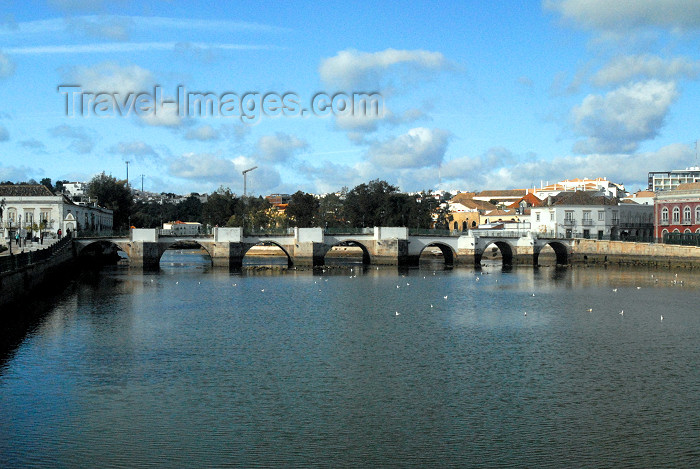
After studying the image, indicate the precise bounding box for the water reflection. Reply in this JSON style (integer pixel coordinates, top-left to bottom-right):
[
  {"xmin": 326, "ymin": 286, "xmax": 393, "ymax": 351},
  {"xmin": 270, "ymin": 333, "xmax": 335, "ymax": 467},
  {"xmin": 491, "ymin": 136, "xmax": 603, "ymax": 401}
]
[{"xmin": 1, "ymin": 252, "xmax": 700, "ymax": 467}]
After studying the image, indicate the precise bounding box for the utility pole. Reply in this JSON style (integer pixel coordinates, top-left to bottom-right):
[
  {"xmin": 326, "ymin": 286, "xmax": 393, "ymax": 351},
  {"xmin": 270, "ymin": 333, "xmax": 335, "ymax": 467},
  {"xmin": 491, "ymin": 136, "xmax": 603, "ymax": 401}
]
[
  {"xmin": 141, "ymin": 174, "xmax": 145, "ymax": 192},
  {"xmin": 125, "ymin": 161, "xmax": 130, "ymax": 188},
  {"xmin": 242, "ymin": 166, "xmax": 258, "ymax": 197}
]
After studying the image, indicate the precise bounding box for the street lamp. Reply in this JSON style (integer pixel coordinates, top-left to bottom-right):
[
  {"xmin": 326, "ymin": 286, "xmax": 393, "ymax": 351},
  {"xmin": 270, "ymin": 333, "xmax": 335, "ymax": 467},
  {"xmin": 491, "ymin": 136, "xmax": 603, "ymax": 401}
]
[{"xmin": 242, "ymin": 166, "xmax": 257, "ymax": 197}]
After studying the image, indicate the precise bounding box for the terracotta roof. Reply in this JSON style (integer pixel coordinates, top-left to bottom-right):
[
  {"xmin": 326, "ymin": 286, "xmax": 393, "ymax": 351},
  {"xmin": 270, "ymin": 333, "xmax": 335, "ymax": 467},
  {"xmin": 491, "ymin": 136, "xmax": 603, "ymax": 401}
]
[
  {"xmin": 551, "ymin": 191, "xmax": 617, "ymax": 206},
  {"xmin": 477, "ymin": 189, "xmax": 527, "ymax": 197},
  {"xmin": 449, "ymin": 193, "xmax": 498, "ymax": 211},
  {"xmin": 485, "ymin": 209, "xmax": 518, "ymax": 216},
  {"xmin": 675, "ymin": 182, "xmax": 700, "ymax": 191},
  {"xmin": 506, "ymin": 192, "xmax": 544, "ymax": 208},
  {"xmin": 633, "ymin": 190, "xmax": 655, "ymax": 197},
  {"xmin": 0, "ymin": 184, "xmax": 54, "ymax": 197}
]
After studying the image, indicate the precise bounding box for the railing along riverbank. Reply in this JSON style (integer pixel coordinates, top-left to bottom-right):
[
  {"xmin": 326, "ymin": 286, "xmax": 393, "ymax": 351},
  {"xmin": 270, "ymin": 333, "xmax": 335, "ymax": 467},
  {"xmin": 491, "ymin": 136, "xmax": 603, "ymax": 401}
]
[{"xmin": 0, "ymin": 235, "xmax": 73, "ymax": 274}]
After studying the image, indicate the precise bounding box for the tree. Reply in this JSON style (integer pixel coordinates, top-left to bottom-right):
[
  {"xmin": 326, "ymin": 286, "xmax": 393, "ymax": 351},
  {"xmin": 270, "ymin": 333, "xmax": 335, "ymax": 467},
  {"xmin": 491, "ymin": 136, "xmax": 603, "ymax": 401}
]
[
  {"xmin": 286, "ymin": 191, "xmax": 319, "ymax": 227},
  {"xmin": 86, "ymin": 172, "xmax": 133, "ymax": 230},
  {"xmin": 40, "ymin": 178, "xmax": 54, "ymax": 193},
  {"xmin": 202, "ymin": 186, "xmax": 237, "ymax": 226},
  {"xmin": 318, "ymin": 192, "xmax": 345, "ymax": 228},
  {"xmin": 344, "ymin": 179, "xmax": 400, "ymax": 227},
  {"xmin": 54, "ymin": 180, "xmax": 69, "ymax": 193},
  {"xmin": 175, "ymin": 195, "xmax": 203, "ymax": 222}
]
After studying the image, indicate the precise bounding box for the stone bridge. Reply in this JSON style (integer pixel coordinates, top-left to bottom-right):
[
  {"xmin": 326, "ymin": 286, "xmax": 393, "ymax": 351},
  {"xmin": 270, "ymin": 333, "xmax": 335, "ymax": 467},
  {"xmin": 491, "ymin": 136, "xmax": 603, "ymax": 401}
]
[{"xmin": 73, "ymin": 227, "xmax": 573, "ymax": 269}]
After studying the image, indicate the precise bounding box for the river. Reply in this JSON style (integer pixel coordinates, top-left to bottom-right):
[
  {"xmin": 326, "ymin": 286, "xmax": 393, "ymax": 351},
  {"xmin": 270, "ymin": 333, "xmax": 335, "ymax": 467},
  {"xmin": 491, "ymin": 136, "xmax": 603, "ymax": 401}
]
[{"xmin": 1, "ymin": 250, "xmax": 699, "ymax": 468}]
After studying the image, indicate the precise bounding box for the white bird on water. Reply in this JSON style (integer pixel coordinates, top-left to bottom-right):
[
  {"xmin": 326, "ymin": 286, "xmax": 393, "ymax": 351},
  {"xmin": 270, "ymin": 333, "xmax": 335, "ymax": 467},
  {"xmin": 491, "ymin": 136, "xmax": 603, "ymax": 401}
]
[
  {"xmin": 524, "ymin": 312, "xmax": 527, "ymax": 316},
  {"xmin": 612, "ymin": 288, "xmax": 617, "ymax": 292},
  {"xmin": 620, "ymin": 310, "xmax": 624, "ymax": 316},
  {"xmin": 586, "ymin": 308, "xmax": 593, "ymax": 312},
  {"xmin": 395, "ymin": 311, "xmax": 400, "ymax": 316},
  {"xmin": 261, "ymin": 289, "xmax": 265, "ymax": 292},
  {"xmin": 444, "ymin": 295, "xmax": 448, "ymax": 299},
  {"xmin": 661, "ymin": 315, "xmax": 664, "ymax": 321}
]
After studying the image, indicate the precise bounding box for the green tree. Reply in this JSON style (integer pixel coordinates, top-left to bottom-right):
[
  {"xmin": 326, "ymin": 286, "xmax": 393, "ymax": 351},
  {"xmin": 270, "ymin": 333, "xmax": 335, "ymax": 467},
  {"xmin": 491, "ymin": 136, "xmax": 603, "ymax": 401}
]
[
  {"xmin": 86, "ymin": 172, "xmax": 133, "ymax": 229},
  {"xmin": 175, "ymin": 195, "xmax": 204, "ymax": 222},
  {"xmin": 317, "ymin": 192, "xmax": 345, "ymax": 228},
  {"xmin": 344, "ymin": 179, "xmax": 399, "ymax": 227},
  {"xmin": 40, "ymin": 178, "xmax": 54, "ymax": 193},
  {"xmin": 202, "ymin": 187, "xmax": 237, "ymax": 226},
  {"xmin": 286, "ymin": 191, "xmax": 319, "ymax": 227}
]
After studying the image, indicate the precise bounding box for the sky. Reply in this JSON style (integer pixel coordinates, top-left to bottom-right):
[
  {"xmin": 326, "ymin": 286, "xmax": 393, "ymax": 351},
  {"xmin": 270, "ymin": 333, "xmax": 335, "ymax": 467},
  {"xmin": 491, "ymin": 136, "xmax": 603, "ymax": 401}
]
[{"xmin": 1, "ymin": 0, "xmax": 700, "ymax": 196}]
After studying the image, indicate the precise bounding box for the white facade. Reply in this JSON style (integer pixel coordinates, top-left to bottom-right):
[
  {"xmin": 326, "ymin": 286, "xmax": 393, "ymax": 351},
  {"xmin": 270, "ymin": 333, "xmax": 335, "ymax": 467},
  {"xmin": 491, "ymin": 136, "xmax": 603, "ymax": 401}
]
[
  {"xmin": 1, "ymin": 193, "xmax": 113, "ymax": 241},
  {"xmin": 62, "ymin": 181, "xmax": 87, "ymax": 197},
  {"xmin": 162, "ymin": 221, "xmax": 202, "ymax": 235},
  {"xmin": 648, "ymin": 167, "xmax": 700, "ymax": 192},
  {"xmin": 531, "ymin": 203, "xmax": 653, "ymax": 240},
  {"xmin": 534, "ymin": 178, "xmax": 625, "ymax": 199}
]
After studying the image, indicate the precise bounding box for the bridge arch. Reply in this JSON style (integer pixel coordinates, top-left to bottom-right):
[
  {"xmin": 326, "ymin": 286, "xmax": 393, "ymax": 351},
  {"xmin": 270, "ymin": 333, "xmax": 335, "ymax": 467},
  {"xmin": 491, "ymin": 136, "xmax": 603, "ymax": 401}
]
[
  {"xmin": 417, "ymin": 242, "xmax": 456, "ymax": 266},
  {"xmin": 242, "ymin": 240, "xmax": 293, "ymax": 267},
  {"xmin": 534, "ymin": 241, "xmax": 569, "ymax": 266},
  {"xmin": 157, "ymin": 239, "xmax": 215, "ymax": 265},
  {"xmin": 75, "ymin": 239, "xmax": 128, "ymax": 264},
  {"xmin": 477, "ymin": 240, "xmax": 515, "ymax": 266},
  {"xmin": 323, "ymin": 240, "xmax": 371, "ymax": 265}
]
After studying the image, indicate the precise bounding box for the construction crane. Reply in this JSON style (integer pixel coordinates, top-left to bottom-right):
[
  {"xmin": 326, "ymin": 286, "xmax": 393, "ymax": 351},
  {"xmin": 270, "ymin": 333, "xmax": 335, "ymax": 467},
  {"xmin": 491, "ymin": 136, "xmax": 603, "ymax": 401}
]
[{"xmin": 242, "ymin": 166, "xmax": 258, "ymax": 197}]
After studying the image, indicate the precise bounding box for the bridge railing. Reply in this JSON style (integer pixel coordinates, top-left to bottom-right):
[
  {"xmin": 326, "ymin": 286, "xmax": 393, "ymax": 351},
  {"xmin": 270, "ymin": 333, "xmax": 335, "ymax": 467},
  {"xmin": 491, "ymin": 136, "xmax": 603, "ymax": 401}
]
[
  {"xmin": 471, "ymin": 229, "xmax": 531, "ymax": 238},
  {"xmin": 324, "ymin": 227, "xmax": 374, "ymax": 235},
  {"xmin": 74, "ymin": 229, "xmax": 130, "ymax": 239},
  {"xmin": 0, "ymin": 234, "xmax": 73, "ymax": 274},
  {"xmin": 408, "ymin": 228, "xmax": 460, "ymax": 237},
  {"xmin": 243, "ymin": 227, "xmax": 295, "ymax": 237}
]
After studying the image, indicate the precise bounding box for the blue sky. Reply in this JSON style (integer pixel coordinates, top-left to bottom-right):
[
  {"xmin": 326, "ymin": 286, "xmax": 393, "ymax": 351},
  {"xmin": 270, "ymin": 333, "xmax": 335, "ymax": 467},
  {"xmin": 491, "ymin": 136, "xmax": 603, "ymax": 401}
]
[{"xmin": 1, "ymin": 0, "xmax": 700, "ymax": 196}]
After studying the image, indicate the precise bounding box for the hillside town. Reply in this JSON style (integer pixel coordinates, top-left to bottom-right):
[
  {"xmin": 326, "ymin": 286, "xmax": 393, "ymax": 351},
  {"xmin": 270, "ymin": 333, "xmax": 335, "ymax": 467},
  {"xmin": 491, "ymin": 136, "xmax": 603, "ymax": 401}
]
[{"xmin": 3, "ymin": 166, "xmax": 700, "ymax": 252}]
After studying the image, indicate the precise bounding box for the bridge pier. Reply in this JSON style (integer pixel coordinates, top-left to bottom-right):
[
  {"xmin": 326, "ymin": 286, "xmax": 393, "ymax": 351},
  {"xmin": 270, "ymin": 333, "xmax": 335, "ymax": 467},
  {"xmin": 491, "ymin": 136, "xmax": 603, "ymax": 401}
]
[{"xmin": 128, "ymin": 241, "xmax": 161, "ymax": 270}]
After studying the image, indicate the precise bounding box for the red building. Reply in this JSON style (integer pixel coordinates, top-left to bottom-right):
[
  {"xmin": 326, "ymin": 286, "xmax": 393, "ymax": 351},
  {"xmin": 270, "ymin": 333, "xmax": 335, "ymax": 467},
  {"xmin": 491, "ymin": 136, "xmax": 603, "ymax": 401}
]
[{"xmin": 654, "ymin": 182, "xmax": 700, "ymax": 240}]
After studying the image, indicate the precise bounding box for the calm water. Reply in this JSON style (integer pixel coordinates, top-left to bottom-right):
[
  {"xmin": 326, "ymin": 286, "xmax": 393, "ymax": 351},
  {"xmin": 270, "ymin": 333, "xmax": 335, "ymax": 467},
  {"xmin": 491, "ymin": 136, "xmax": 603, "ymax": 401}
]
[{"xmin": 1, "ymin": 251, "xmax": 700, "ymax": 468}]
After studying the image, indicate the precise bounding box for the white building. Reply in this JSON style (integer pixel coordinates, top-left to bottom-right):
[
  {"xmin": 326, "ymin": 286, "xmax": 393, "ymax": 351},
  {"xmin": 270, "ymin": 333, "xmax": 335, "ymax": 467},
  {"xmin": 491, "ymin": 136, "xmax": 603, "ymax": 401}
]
[
  {"xmin": 162, "ymin": 221, "xmax": 203, "ymax": 235},
  {"xmin": 62, "ymin": 181, "xmax": 87, "ymax": 197},
  {"xmin": 648, "ymin": 167, "xmax": 700, "ymax": 192},
  {"xmin": 534, "ymin": 177, "xmax": 625, "ymax": 199},
  {"xmin": 0, "ymin": 184, "xmax": 113, "ymax": 242},
  {"xmin": 530, "ymin": 192, "xmax": 653, "ymax": 240}
]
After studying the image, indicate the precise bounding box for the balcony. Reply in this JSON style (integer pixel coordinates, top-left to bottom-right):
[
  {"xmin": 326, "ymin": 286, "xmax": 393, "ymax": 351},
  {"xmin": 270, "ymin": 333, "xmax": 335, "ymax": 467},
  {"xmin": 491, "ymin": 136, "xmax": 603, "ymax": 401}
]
[
  {"xmin": 582, "ymin": 219, "xmax": 593, "ymax": 226},
  {"xmin": 563, "ymin": 219, "xmax": 576, "ymax": 226}
]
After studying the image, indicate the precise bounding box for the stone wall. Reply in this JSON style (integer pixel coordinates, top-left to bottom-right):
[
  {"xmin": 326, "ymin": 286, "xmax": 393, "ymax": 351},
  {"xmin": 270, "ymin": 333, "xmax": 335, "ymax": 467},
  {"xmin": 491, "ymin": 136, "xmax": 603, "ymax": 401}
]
[{"xmin": 571, "ymin": 239, "xmax": 700, "ymax": 268}]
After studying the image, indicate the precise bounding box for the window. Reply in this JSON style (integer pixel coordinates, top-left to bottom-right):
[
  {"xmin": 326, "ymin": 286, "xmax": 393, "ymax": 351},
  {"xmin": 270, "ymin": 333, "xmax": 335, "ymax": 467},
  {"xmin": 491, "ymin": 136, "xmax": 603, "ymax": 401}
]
[
  {"xmin": 598, "ymin": 211, "xmax": 604, "ymax": 221},
  {"xmin": 696, "ymin": 207, "xmax": 700, "ymax": 224},
  {"xmin": 662, "ymin": 207, "xmax": 669, "ymax": 222},
  {"xmin": 612, "ymin": 210, "xmax": 619, "ymax": 224},
  {"xmin": 536, "ymin": 212, "xmax": 540, "ymax": 222},
  {"xmin": 673, "ymin": 207, "xmax": 680, "ymax": 223},
  {"xmin": 684, "ymin": 206, "xmax": 691, "ymax": 223},
  {"xmin": 565, "ymin": 211, "xmax": 574, "ymax": 221},
  {"xmin": 550, "ymin": 212, "xmax": 554, "ymax": 221},
  {"xmin": 583, "ymin": 211, "xmax": 591, "ymax": 220}
]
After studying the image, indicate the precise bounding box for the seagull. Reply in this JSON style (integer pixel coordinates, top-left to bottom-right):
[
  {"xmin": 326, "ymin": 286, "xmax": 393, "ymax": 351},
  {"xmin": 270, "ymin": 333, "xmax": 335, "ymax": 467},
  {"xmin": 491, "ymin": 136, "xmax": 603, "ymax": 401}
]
[
  {"xmin": 406, "ymin": 283, "xmax": 410, "ymax": 286},
  {"xmin": 175, "ymin": 281, "xmax": 179, "ymax": 285},
  {"xmin": 636, "ymin": 287, "xmax": 641, "ymax": 290},
  {"xmin": 261, "ymin": 289, "xmax": 265, "ymax": 292},
  {"xmin": 620, "ymin": 310, "xmax": 624, "ymax": 316},
  {"xmin": 444, "ymin": 295, "xmax": 448, "ymax": 299},
  {"xmin": 532, "ymin": 293, "xmax": 535, "ymax": 297},
  {"xmin": 395, "ymin": 311, "xmax": 400, "ymax": 316},
  {"xmin": 396, "ymin": 285, "xmax": 400, "ymax": 289},
  {"xmin": 586, "ymin": 308, "xmax": 593, "ymax": 312},
  {"xmin": 524, "ymin": 312, "xmax": 527, "ymax": 316},
  {"xmin": 430, "ymin": 304, "xmax": 433, "ymax": 308},
  {"xmin": 661, "ymin": 315, "xmax": 664, "ymax": 321},
  {"xmin": 612, "ymin": 288, "xmax": 617, "ymax": 292}
]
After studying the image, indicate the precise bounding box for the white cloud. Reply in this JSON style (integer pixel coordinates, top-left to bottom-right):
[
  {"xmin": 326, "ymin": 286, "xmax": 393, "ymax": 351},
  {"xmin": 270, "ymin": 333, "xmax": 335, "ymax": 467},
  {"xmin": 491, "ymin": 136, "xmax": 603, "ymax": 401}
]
[
  {"xmin": 0, "ymin": 51, "xmax": 15, "ymax": 77},
  {"xmin": 49, "ymin": 124, "xmax": 94, "ymax": 153},
  {"xmin": 366, "ymin": 127, "xmax": 451, "ymax": 169},
  {"xmin": 168, "ymin": 152, "xmax": 239, "ymax": 181},
  {"xmin": 0, "ymin": 164, "xmax": 33, "ymax": 182},
  {"xmin": 320, "ymin": 48, "xmax": 450, "ymax": 90},
  {"xmin": 184, "ymin": 125, "xmax": 220, "ymax": 141},
  {"xmin": 108, "ymin": 141, "xmax": 159, "ymax": 161},
  {"xmin": 571, "ymin": 80, "xmax": 678, "ymax": 153},
  {"xmin": 335, "ymin": 107, "xmax": 427, "ymax": 143},
  {"xmin": 546, "ymin": 0, "xmax": 700, "ymax": 31},
  {"xmin": 67, "ymin": 15, "xmax": 132, "ymax": 41},
  {"xmin": 436, "ymin": 143, "xmax": 692, "ymax": 192},
  {"xmin": 67, "ymin": 61, "xmax": 154, "ymax": 95},
  {"xmin": 592, "ymin": 55, "xmax": 700, "ymax": 86},
  {"xmin": 255, "ymin": 133, "xmax": 308, "ymax": 163},
  {"xmin": 19, "ymin": 138, "xmax": 46, "ymax": 150}
]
